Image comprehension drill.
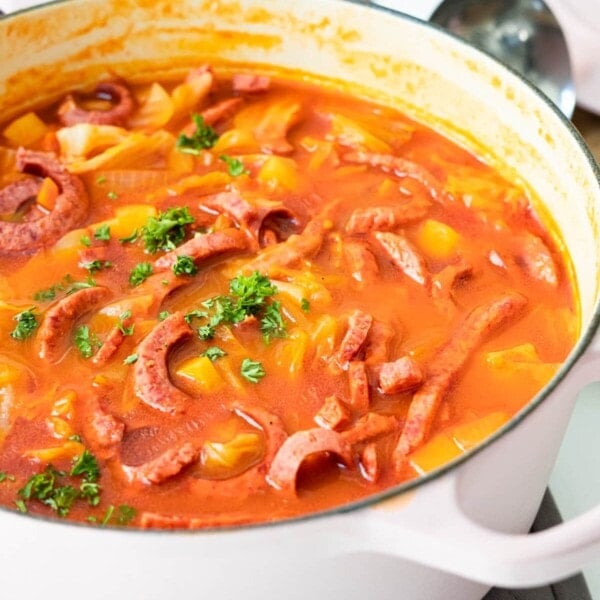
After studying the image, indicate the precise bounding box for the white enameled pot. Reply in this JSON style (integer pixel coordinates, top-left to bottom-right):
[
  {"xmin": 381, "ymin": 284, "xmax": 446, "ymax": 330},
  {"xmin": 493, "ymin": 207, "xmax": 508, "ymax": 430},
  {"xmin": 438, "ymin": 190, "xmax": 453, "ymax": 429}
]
[{"xmin": 1, "ymin": 2, "xmax": 599, "ymax": 599}]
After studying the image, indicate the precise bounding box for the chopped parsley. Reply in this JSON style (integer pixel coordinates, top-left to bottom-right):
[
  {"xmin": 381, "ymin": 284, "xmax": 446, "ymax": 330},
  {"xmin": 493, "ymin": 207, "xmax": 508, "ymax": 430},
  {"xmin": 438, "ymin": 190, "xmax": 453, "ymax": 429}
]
[
  {"xmin": 94, "ymin": 224, "xmax": 111, "ymax": 241},
  {"xmin": 33, "ymin": 284, "xmax": 62, "ymax": 302},
  {"xmin": 82, "ymin": 260, "xmax": 112, "ymax": 274},
  {"xmin": 33, "ymin": 274, "xmax": 95, "ymax": 303},
  {"xmin": 10, "ymin": 308, "xmax": 39, "ymax": 341},
  {"xmin": 240, "ymin": 358, "xmax": 265, "ymax": 383},
  {"xmin": 219, "ymin": 154, "xmax": 249, "ymax": 177},
  {"xmin": 74, "ymin": 325, "xmax": 101, "ymax": 359},
  {"xmin": 123, "ymin": 353, "xmax": 138, "ymax": 365},
  {"xmin": 176, "ymin": 114, "xmax": 219, "ymax": 155},
  {"xmin": 65, "ymin": 275, "xmax": 97, "ymax": 294},
  {"xmin": 141, "ymin": 206, "xmax": 195, "ymax": 253},
  {"xmin": 158, "ymin": 311, "xmax": 170, "ymax": 321},
  {"xmin": 0, "ymin": 471, "xmax": 15, "ymax": 483},
  {"xmin": 96, "ymin": 175, "xmax": 107, "ymax": 185},
  {"xmin": 106, "ymin": 191, "xmax": 118, "ymax": 201},
  {"xmin": 184, "ymin": 309, "xmax": 208, "ymax": 325},
  {"xmin": 80, "ymin": 235, "xmax": 91, "ymax": 247},
  {"xmin": 191, "ymin": 272, "xmax": 286, "ymax": 343},
  {"xmin": 172, "ymin": 255, "xmax": 199, "ymax": 277},
  {"xmin": 129, "ymin": 262, "xmax": 153, "ymax": 287},
  {"xmin": 301, "ymin": 298, "xmax": 310, "ymax": 312},
  {"xmin": 89, "ymin": 503, "xmax": 137, "ymax": 526},
  {"xmin": 119, "ymin": 229, "xmax": 138, "ymax": 244},
  {"xmin": 17, "ymin": 448, "xmax": 103, "ymax": 517},
  {"xmin": 201, "ymin": 346, "xmax": 227, "ymax": 362},
  {"xmin": 260, "ymin": 300, "xmax": 286, "ymax": 343},
  {"xmin": 117, "ymin": 310, "xmax": 134, "ymax": 336}
]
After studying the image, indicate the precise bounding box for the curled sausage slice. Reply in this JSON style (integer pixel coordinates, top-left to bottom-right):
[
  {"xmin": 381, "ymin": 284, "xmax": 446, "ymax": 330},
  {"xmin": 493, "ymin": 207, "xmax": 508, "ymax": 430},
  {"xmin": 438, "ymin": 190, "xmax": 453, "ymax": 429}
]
[
  {"xmin": 133, "ymin": 312, "xmax": 192, "ymax": 414},
  {"xmin": 0, "ymin": 178, "xmax": 40, "ymax": 214},
  {"xmin": 58, "ymin": 81, "xmax": 135, "ymax": 126},
  {"xmin": 38, "ymin": 286, "xmax": 111, "ymax": 362},
  {"xmin": 0, "ymin": 149, "xmax": 89, "ymax": 253},
  {"xmin": 267, "ymin": 428, "xmax": 353, "ymax": 496},
  {"xmin": 334, "ymin": 309, "xmax": 373, "ymax": 367},
  {"xmin": 123, "ymin": 442, "xmax": 199, "ymax": 485},
  {"xmin": 154, "ymin": 228, "xmax": 249, "ymax": 271}
]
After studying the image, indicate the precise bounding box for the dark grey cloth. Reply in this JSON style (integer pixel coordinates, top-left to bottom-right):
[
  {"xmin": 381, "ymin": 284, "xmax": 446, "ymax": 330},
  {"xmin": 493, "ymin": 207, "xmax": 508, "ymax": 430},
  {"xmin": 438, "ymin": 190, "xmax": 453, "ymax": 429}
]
[{"xmin": 484, "ymin": 491, "xmax": 591, "ymax": 599}]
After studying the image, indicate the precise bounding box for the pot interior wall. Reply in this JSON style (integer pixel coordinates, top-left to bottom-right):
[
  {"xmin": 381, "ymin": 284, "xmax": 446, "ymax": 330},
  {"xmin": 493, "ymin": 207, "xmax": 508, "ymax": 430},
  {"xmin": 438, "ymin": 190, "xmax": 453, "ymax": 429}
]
[{"xmin": 1, "ymin": 0, "xmax": 599, "ymax": 419}]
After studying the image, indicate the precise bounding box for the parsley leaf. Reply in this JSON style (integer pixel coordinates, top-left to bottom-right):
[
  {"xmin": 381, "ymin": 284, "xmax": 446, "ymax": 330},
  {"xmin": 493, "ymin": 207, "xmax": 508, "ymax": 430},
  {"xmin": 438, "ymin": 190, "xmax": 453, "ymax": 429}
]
[
  {"xmin": 184, "ymin": 309, "xmax": 208, "ymax": 325},
  {"xmin": 219, "ymin": 154, "xmax": 249, "ymax": 177},
  {"xmin": 82, "ymin": 260, "xmax": 112, "ymax": 274},
  {"xmin": 301, "ymin": 298, "xmax": 310, "ymax": 312},
  {"xmin": 117, "ymin": 310, "xmax": 134, "ymax": 336},
  {"xmin": 80, "ymin": 235, "xmax": 91, "ymax": 248},
  {"xmin": 71, "ymin": 450, "xmax": 100, "ymax": 482},
  {"xmin": 158, "ymin": 311, "xmax": 170, "ymax": 321},
  {"xmin": 172, "ymin": 255, "xmax": 199, "ymax": 277},
  {"xmin": 33, "ymin": 283, "xmax": 63, "ymax": 302},
  {"xmin": 123, "ymin": 353, "xmax": 138, "ymax": 365},
  {"xmin": 0, "ymin": 471, "xmax": 15, "ymax": 483},
  {"xmin": 141, "ymin": 206, "xmax": 195, "ymax": 253},
  {"xmin": 260, "ymin": 300, "xmax": 287, "ymax": 343},
  {"xmin": 240, "ymin": 358, "xmax": 265, "ymax": 383},
  {"xmin": 119, "ymin": 229, "xmax": 138, "ymax": 244},
  {"xmin": 230, "ymin": 272, "xmax": 277, "ymax": 313},
  {"xmin": 129, "ymin": 262, "xmax": 153, "ymax": 287},
  {"xmin": 94, "ymin": 224, "xmax": 111, "ymax": 241},
  {"xmin": 106, "ymin": 191, "xmax": 118, "ymax": 201},
  {"xmin": 10, "ymin": 308, "xmax": 39, "ymax": 341},
  {"xmin": 116, "ymin": 504, "xmax": 137, "ymax": 525},
  {"xmin": 74, "ymin": 325, "xmax": 101, "ymax": 359},
  {"xmin": 176, "ymin": 114, "xmax": 219, "ymax": 155},
  {"xmin": 17, "ymin": 466, "xmax": 79, "ymax": 517},
  {"xmin": 201, "ymin": 346, "xmax": 227, "ymax": 362}
]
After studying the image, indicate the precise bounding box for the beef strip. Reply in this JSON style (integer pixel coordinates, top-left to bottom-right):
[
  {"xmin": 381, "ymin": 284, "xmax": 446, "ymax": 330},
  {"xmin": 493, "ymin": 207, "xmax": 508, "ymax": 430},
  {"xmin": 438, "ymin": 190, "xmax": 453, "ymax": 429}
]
[
  {"xmin": 345, "ymin": 200, "xmax": 431, "ymax": 234},
  {"xmin": 378, "ymin": 356, "xmax": 424, "ymax": 394},
  {"xmin": 334, "ymin": 310, "xmax": 373, "ymax": 367},
  {"xmin": 372, "ymin": 231, "xmax": 430, "ymax": 287}
]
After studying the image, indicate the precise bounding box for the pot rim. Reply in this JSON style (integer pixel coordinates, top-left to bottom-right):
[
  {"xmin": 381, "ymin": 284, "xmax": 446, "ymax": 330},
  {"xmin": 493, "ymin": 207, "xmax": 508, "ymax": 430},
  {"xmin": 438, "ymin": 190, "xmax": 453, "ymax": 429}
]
[{"xmin": 1, "ymin": 0, "xmax": 599, "ymax": 535}]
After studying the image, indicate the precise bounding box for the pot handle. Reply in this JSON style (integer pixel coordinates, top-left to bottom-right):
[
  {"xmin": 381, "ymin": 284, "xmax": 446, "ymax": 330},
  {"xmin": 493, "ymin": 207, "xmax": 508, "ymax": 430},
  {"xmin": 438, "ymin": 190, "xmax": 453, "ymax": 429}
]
[{"xmin": 348, "ymin": 336, "xmax": 600, "ymax": 587}]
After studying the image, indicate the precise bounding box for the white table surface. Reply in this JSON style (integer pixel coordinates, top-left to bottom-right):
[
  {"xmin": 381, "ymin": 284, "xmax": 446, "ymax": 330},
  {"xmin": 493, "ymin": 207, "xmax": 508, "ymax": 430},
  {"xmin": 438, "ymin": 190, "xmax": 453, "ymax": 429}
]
[{"xmin": 1, "ymin": 0, "xmax": 600, "ymax": 596}]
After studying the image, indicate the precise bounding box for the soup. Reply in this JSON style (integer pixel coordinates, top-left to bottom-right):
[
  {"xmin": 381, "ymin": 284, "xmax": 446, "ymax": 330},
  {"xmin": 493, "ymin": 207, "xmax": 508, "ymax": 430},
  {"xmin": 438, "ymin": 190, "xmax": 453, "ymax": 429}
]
[{"xmin": 0, "ymin": 66, "xmax": 577, "ymax": 528}]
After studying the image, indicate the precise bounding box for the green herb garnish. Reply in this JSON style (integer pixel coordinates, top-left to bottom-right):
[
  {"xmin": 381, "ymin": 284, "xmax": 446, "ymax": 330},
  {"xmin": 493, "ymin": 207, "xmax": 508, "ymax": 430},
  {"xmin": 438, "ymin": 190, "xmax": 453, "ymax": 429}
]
[
  {"xmin": 82, "ymin": 260, "xmax": 112, "ymax": 274},
  {"xmin": 201, "ymin": 346, "xmax": 227, "ymax": 362},
  {"xmin": 119, "ymin": 229, "xmax": 139, "ymax": 244},
  {"xmin": 176, "ymin": 114, "xmax": 219, "ymax": 155},
  {"xmin": 240, "ymin": 358, "xmax": 265, "ymax": 383},
  {"xmin": 106, "ymin": 191, "xmax": 118, "ymax": 201},
  {"xmin": 80, "ymin": 235, "xmax": 91, "ymax": 248},
  {"xmin": 260, "ymin": 300, "xmax": 286, "ymax": 343},
  {"xmin": 123, "ymin": 353, "xmax": 138, "ymax": 365},
  {"xmin": 10, "ymin": 308, "xmax": 39, "ymax": 341},
  {"xmin": 219, "ymin": 155, "xmax": 249, "ymax": 177},
  {"xmin": 172, "ymin": 255, "xmax": 199, "ymax": 277},
  {"xmin": 117, "ymin": 310, "xmax": 134, "ymax": 336},
  {"xmin": 129, "ymin": 262, "xmax": 153, "ymax": 287},
  {"xmin": 94, "ymin": 224, "xmax": 111, "ymax": 241},
  {"xmin": 0, "ymin": 471, "xmax": 15, "ymax": 483},
  {"xmin": 74, "ymin": 325, "xmax": 101, "ymax": 359},
  {"xmin": 158, "ymin": 311, "xmax": 170, "ymax": 321},
  {"xmin": 141, "ymin": 207, "xmax": 195, "ymax": 253},
  {"xmin": 71, "ymin": 450, "xmax": 100, "ymax": 482},
  {"xmin": 301, "ymin": 298, "xmax": 310, "ymax": 312}
]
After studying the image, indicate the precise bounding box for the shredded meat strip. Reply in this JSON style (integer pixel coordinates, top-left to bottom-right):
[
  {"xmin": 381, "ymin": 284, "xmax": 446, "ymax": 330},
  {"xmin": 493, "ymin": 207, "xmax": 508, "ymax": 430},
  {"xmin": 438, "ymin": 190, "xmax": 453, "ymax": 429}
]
[
  {"xmin": 133, "ymin": 312, "xmax": 192, "ymax": 414},
  {"xmin": 123, "ymin": 442, "xmax": 198, "ymax": 485},
  {"xmin": 394, "ymin": 292, "xmax": 528, "ymax": 462},
  {"xmin": 232, "ymin": 73, "xmax": 271, "ymax": 94},
  {"xmin": 0, "ymin": 149, "xmax": 89, "ymax": 253},
  {"xmin": 343, "ymin": 240, "xmax": 379, "ymax": 284},
  {"xmin": 341, "ymin": 412, "xmax": 399, "ymax": 446},
  {"xmin": 378, "ymin": 356, "xmax": 424, "ymax": 394},
  {"xmin": 153, "ymin": 228, "xmax": 249, "ymax": 271},
  {"xmin": 38, "ymin": 286, "xmax": 111, "ymax": 362},
  {"xmin": 345, "ymin": 200, "xmax": 431, "ymax": 234},
  {"xmin": 335, "ymin": 309, "xmax": 373, "ymax": 367},
  {"xmin": 267, "ymin": 428, "xmax": 353, "ymax": 496},
  {"xmin": 372, "ymin": 231, "xmax": 430, "ymax": 287},
  {"xmin": 57, "ymin": 81, "xmax": 135, "ymax": 126},
  {"xmin": 343, "ymin": 151, "xmax": 452, "ymax": 203}
]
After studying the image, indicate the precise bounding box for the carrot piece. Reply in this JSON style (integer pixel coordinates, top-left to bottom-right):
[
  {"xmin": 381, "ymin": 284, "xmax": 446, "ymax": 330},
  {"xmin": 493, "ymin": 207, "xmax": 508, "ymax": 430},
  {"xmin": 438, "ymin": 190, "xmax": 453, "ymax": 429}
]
[{"xmin": 36, "ymin": 177, "xmax": 59, "ymax": 211}]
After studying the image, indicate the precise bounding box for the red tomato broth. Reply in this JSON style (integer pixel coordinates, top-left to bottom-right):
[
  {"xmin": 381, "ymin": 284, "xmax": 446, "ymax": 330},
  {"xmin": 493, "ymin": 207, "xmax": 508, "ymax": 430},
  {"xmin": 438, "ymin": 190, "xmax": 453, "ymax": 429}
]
[{"xmin": 0, "ymin": 68, "xmax": 578, "ymax": 528}]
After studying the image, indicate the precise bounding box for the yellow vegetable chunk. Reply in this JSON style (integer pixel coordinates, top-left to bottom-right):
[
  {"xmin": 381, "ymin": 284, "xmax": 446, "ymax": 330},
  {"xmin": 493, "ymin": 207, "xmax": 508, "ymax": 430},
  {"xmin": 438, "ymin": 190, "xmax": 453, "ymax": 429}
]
[
  {"xmin": 328, "ymin": 113, "xmax": 391, "ymax": 153},
  {"xmin": 176, "ymin": 356, "xmax": 224, "ymax": 392},
  {"xmin": 409, "ymin": 433, "xmax": 463, "ymax": 475},
  {"xmin": 3, "ymin": 111, "xmax": 48, "ymax": 147},
  {"xmin": 129, "ymin": 82, "xmax": 174, "ymax": 130},
  {"xmin": 201, "ymin": 432, "xmax": 264, "ymax": 479},
  {"xmin": 0, "ymin": 363, "xmax": 22, "ymax": 386},
  {"xmin": 274, "ymin": 328, "xmax": 309, "ymax": 378},
  {"xmin": 36, "ymin": 177, "xmax": 60, "ymax": 211},
  {"xmin": 452, "ymin": 412, "xmax": 510, "ymax": 452},
  {"xmin": 24, "ymin": 440, "xmax": 84, "ymax": 462},
  {"xmin": 416, "ymin": 219, "xmax": 461, "ymax": 261},
  {"xmin": 113, "ymin": 204, "xmax": 157, "ymax": 238},
  {"xmin": 257, "ymin": 156, "xmax": 299, "ymax": 191}
]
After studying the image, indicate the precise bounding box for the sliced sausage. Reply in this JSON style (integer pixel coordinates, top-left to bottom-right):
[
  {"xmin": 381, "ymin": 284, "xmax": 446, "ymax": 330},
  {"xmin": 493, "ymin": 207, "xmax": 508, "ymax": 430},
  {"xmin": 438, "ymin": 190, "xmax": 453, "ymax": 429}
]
[
  {"xmin": 394, "ymin": 292, "xmax": 528, "ymax": 461},
  {"xmin": 314, "ymin": 394, "xmax": 351, "ymax": 431},
  {"xmin": 0, "ymin": 178, "xmax": 40, "ymax": 214},
  {"xmin": 86, "ymin": 402, "xmax": 125, "ymax": 448},
  {"xmin": 378, "ymin": 356, "xmax": 424, "ymax": 394},
  {"xmin": 348, "ymin": 361, "xmax": 370, "ymax": 413},
  {"xmin": 341, "ymin": 412, "xmax": 399, "ymax": 446},
  {"xmin": 58, "ymin": 81, "xmax": 135, "ymax": 126},
  {"xmin": 0, "ymin": 149, "xmax": 89, "ymax": 253},
  {"xmin": 343, "ymin": 151, "xmax": 452, "ymax": 204},
  {"xmin": 91, "ymin": 325, "xmax": 125, "ymax": 366},
  {"xmin": 334, "ymin": 309, "xmax": 373, "ymax": 367},
  {"xmin": 364, "ymin": 320, "xmax": 395, "ymax": 366},
  {"xmin": 153, "ymin": 228, "xmax": 249, "ymax": 271},
  {"xmin": 37, "ymin": 286, "xmax": 111, "ymax": 362},
  {"xmin": 345, "ymin": 200, "xmax": 430, "ymax": 234},
  {"xmin": 373, "ymin": 231, "xmax": 430, "ymax": 287},
  {"xmin": 513, "ymin": 232, "xmax": 559, "ymax": 287},
  {"xmin": 133, "ymin": 312, "xmax": 192, "ymax": 414},
  {"xmin": 359, "ymin": 443, "xmax": 379, "ymax": 482},
  {"xmin": 201, "ymin": 97, "xmax": 244, "ymax": 126},
  {"xmin": 267, "ymin": 428, "xmax": 353, "ymax": 496},
  {"xmin": 343, "ymin": 240, "xmax": 379, "ymax": 284},
  {"xmin": 233, "ymin": 74, "xmax": 271, "ymax": 94},
  {"xmin": 123, "ymin": 441, "xmax": 198, "ymax": 485}
]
